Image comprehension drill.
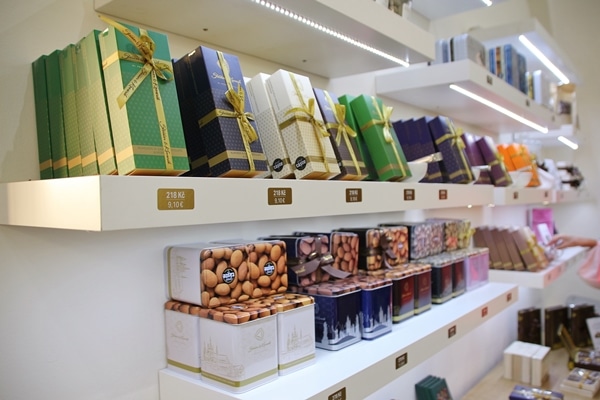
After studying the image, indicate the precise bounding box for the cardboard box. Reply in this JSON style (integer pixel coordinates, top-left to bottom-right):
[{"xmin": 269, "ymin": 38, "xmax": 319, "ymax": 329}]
[
  {"xmin": 164, "ymin": 300, "xmax": 202, "ymax": 379},
  {"xmin": 198, "ymin": 301, "xmax": 278, "ymax": 392},
  {"xmin": 266, "ymin": 69, "xmax": 340, "ymax": 179},
  {"xmin": 349, "ymin": 95, "xmax": 411, "ymax": 182},
  {"xmin": 166, "ymin": 241, "xmax": 288, "ymax": 307},
  {"xmin": 246, "ymin": 73, "xmax": 294, "ymax": 179},
  {"xmin": 291, "ymin": 279, "xmax": 362, "ymax": 350},
  {"xmin": 173, "ymin": 46, "xmax": 269, "ymax": 178},
  {"xmin": 98, "ymin": 17, "xmax": 189, "ymax": 175},
  {"xmin": 80, "ymin": 30, "xmax": 117, "ymax": 175},
  {"xmin": 313, "ymin": 88, "xmax": 368, "ymax": 180},
  {"xmin": 31, "ymin": 55, "xmax": 54, "ymax": 180}
]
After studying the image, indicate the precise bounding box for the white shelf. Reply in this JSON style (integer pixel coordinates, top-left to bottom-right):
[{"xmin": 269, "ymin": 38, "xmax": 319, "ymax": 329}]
[
  {"xmin": 469, "ymin": 17, "xmax": 580, "ymax": 85},
  {"xmin": 0, "ymin": 176, "xmax": 495, "ymax": 231},
  {"xmin": 93, "ymin": 0, "xmax": 435, "ymax": 78},
  {"xmin": 374, "ymin": 59, "xmax": 558, "ymax": 134},
  {"xmin": 554, "ymin": 188, "xmax": 592, "ymax": 203},
  {"xmin": 493, "ymin": 186, "xmax": 555, "ymax": 206},
  {"xmin": 158, "ymin": 282, "xmax": 518, "ymax": 400},
  {"xmin": 489, "ymin": 246, "xmax": 588, "ymax": 289}
]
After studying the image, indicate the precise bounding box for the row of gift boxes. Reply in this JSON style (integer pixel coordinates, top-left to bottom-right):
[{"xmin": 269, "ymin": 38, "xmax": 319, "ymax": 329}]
[
  {"xmin": 473, "ymin": 225, "xmax": 554, "ymax": 272},
  {"xmin": 32, "ymin": 17, "xmax": 518, "ymax": 187},
  {"xmin": 164, "ymin": 248, "xmax": 490, "ymax": 393}
]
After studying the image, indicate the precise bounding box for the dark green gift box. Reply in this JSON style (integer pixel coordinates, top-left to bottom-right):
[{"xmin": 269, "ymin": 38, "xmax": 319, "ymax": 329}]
[
  {"xmin": 99, "ymin": 17, "xmax": 189, "ymax": 176},
  {"xmin": 349, "ymin": 95, "xmax": 411, "ymax": 182}
]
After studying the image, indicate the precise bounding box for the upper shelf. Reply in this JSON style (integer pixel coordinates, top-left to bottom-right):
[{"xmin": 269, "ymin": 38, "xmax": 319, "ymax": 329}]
[
  {"xmin": 93, "ymin": 0, "xmax": 436, "ymax": 78},
  {"xmin": 493, "ymin": 186, "xmax": 555, "ymax": 206},
  {"xmin": 489, "ymin": 246, "xmax": 588, "ymax": 289},
  {"xmin": 374, "ymin": 59, "xmax": 559, "ymax": 134},
  {"xmin": 469, "ymin": 18, "xmax": 580, "ymax": 85},
  {"xmin": 158, "ymin": 282, "xmax": 518, "ymax": 400}
]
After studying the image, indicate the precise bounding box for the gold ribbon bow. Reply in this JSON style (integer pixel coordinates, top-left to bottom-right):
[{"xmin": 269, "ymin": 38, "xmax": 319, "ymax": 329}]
[
  {"xmin": 435, "ymin": 120, "xmax": 473, "ymax": 182},
  {"xmin": 323, "ymin": 90, "xmax": 363, "ymax": 175},
  {"xmin": 280, "ymin": 73, "xmax": 331, "ymax": 172},
  {"xmin": 216, "ymin": 51, "xmax": 258, "ymax": 171},
  {"xmin": 361, "ymin": 97, "xmax": 407, "ymax": 177},
  {"xmin": 99, "ymin": 15, "xmax": 174, "ymax": 170}
]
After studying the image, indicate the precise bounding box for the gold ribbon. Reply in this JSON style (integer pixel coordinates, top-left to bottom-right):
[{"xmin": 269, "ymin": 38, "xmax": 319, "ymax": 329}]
[
  {"xmin": 206, "ymin": 51, "xmax": 259, "ymax": 171},
  {"xmin": 322, "ymin": 90, "xmax": 362, "ymax": 175},
  {"xmin": 360, "ymin": 97, "xmax": 407, "ymax": 177},
  {"xmin": 488, "ymin": 151, "xmax": 510, "ymax": 185},
  {"xmin": 435, "ymin": 119, "xmax": 473, "ymax": 182},
  {"xmin": 280, "ymin": 73, "xmax": 330, "ymax": 173},
  {"xmin": 99, "ymin": 15, "xmax": 174, "ymax": 170}
]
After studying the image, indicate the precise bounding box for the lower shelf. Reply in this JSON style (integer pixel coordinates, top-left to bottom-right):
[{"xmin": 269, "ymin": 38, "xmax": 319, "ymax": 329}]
[
  {"xmin": 158, "ymin": 282, "xmax": 518, "ymax": 400},
  {"xmin": 463, "ymin": 348, "xmax": 592, "ymax": 400}
]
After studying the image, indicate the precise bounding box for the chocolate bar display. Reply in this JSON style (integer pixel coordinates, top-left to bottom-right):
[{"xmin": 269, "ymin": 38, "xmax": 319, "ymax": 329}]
[
  {"xmin": 558, "ymin": 324, "xmax": 600, "ymax": 372},
  {"xmin": 291, "ymin": 278, "xmax": 362, "ymax": 350},
  {"xmin": 166, "ymin": 240, "xmax": 288, "ymax": 307},
  {"xmin": 518, "ymin": 307, "xmax": 542, "ymax": 345}
]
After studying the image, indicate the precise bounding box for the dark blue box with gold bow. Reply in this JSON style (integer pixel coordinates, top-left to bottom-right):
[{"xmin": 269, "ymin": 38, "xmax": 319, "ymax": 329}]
[
  {"xmin": 349, "ymin": 95, "xmax": 411, "ymax": 182},
  {"xmin": 393, "ymin": 118, "xmax": 443, "ymax": 183},
  {"xmin": 313, "ymin": 88, "xmax": 368, "ymax": 181},
  {"xmin": 427, "ymin": 116, "xmax": 474, "ymax": 184},
  {"xmin": 173, "ymin": 46, "xmax": 269, "ymax": 178},
  {"xmin": 98, "ymin": 17, "xmax": 189, "ymax": 176}
]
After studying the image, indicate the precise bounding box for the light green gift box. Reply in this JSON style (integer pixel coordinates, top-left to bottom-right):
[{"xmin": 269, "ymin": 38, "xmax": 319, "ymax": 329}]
[{"xmin": 98, "ymin": 16, "xmax": 188, "ymax": 176}]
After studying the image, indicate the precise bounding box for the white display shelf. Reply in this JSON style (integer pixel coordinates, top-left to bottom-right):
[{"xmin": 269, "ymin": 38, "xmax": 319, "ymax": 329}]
[
  {"xmin": 0, "ymin": 176, "xmax": 495, "ymax": 231},
  {"xmin": 374, "ymin": 59, "xmax": 558, "ymax": 134},
  {"xmin": 489, "ymin": 246, "xmax": 588, "ymax": 289},
  {"xmin": 493, "ymin": 186, "xmax": 554, "ymax": 206},
  {"xmin": 469, "ymin": 18, "xmax": 580, "ymax": 85},
  {"xmin": 93, "ymin": 0, "xmax": 435, "ymax": 78},
  {"xmin": 554, "ymin": 188, "xmax": 592, "ymax": 203},
  {"xmin": 158, "ymin": 282, "xmax": 518, "ymax": 400}
]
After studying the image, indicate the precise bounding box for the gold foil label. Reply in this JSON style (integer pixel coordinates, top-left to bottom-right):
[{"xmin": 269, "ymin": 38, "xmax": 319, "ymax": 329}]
[
  {"xmin": 328, "ymin": 387, "xmax": 346, "ymax": 400},
  {"xmin": 268, "ymin": 187, "xmax": 292, "ymax": 205},
  {"xmin": 345, "ymin": 188, "xmax": 362, "ymax": 203},
  {"xmin": 157, "ymin": 189, "xmax": 195, "ymax": 210}
]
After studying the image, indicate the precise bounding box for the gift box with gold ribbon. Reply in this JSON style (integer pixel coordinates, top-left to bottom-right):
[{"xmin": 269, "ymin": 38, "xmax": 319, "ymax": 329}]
[
  {"xmin": 476, "ymin": 135, "xmax": 513, "ymax": 187},
  {"xmin": 427, "ymin": 116, "xmax": 474, "ymax": 184},
  {"xmin": 393, "ymin": 118, "xmax": 444, "ymax": 183},
  {"xmin": 313, "ymin": 88, "xmax": 368, "ymax": 181},
  {"xmin": 266, "ymin": 70, "xmax": 340, "ymax": 180},
  {"xmin": 460, "ymin": 131, "xmax": 492, "ymax": 185},
  {"xmin": 98, "ymin": 17, "xmax": 189, "ymax": 176},
  {"xmin": 175, "ymin": 46, "xmax": 269, "ymax": 178},
  {"xmin": 349, "ymin": 95, "xmax": 411, "ymax": 182}
]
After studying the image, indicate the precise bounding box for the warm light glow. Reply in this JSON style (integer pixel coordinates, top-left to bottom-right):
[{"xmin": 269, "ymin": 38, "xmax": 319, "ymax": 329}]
[
  {"xmin": 481, "ymin": 0, "xmax": 493, "ymax": 6},
  {"xmin": 557, "ymin": 135, "xmax": 578, "ymax": 150},
  {"xmin": 518, "ymin": 35, "xmax": 570, "ymax": 84},
  {"xmin": 251, "ymin": 0, "xmax": 410, "ymax": 67},
  {"xmin": 449, "ymin": 84, "xmax": 549, "ymax": 133}
]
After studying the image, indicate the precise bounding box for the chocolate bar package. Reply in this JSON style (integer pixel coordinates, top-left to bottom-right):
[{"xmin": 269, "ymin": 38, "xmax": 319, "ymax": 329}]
[
  {"xmin": 518, "ymin": 307, "xmax": 542, "ymax": 345},
  {"xmin": 558, "ymin": 324, "xmax": 600, "ymax": 372},
  {"xmin": 98, "ymin": 17, "xmax": 189, "ymax": 175},
  {"xmin": 313, "ymin": 88, "xmax": 368, "ymax": 180},
  {"xmin": 490, "ymin": 227, "xmax": 515, "ymax": 270},
  {"xmin": 427, "ymin": 116, "xmax": 474, "ymax": 183},
  {"xmin": 544, "ymin": 305, "xmax": 569, "ymax": 349},
  {"xmin": 509, "ymin": 227, "xmax": 540, "ymax": 271},
  {"xmin": 393, "ymin": 117, "xmax": 443, "ymax": 183},
  {"xmin": 476, "ymin": 135, "xmax": 512, "ymax": 187},
  {"xmin": 473, "ymin": 227, "xmax": 503, "ymax": 269},
  {"xmin": 559, "ymin": 368, "xmax": 600, "ymax": 398},
  {"xmin": 499, "ymin": 227, "xmax": 525, "ymax": 271},
  {"xmin": 570, "ymin": 303, "xmax": 596, "ymax": 348},
  {"xmin": 290, "ymin": 278, "xmax": 362, "ymax": 350},
  {"xmin": 509, "ymin": 385, "xmax": 563, "ymax": 400},
  {"xmin": 173, "ymin": 46, "xmax": 269, "ymax": 178}
]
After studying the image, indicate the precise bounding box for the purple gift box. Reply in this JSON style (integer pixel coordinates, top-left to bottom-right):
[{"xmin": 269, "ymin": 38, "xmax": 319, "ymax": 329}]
[
  {"xmin": 393, "ymin": 118, "xmax": 443, "ymax": 183},
  {"xmin": 476, "ymin": 135, "xmax": 512, "ymax": 187},
  {"xmin": 427, "ymin": 116, "xmax": 474, "ymax": 184}
]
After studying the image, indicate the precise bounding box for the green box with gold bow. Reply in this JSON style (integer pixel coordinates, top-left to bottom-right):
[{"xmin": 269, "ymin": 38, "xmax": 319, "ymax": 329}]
[
  {"xmin": 313, "ymin": 88, "xmax": 368, "ymax": 181},
  {"xmin": 98, "ymin": 17, "xmax": 189, "ymax": 176},
  {"xmin": 349, "ymin": 95, "xmax": 411, "ymax": 182},
  {"xmin": 173, "ymin": 45, "xmax": 268, "ymax": 178}
]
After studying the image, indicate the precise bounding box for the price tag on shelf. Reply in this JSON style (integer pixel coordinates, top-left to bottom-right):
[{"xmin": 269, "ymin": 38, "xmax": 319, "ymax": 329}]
[
  {"xmin": 268, "ymin": 187, "xmax": 292, "ymax": 205},
  {"xmin": 448, "ymin": 325, "xmax": 457, "ymax": 338},
  {"xmin": 404, "ymin": 188, "xmax": 415, "ymax": 201},
  {"xmin": 157, "ymin": 189, "xmax": 194, "ymax": 210},
  {"xmin": 438, "ymin": 189, "xmax": 448, "ymax": 200},
  {"xmin": 345, "ymin": 188, "xmax": 362, "ymax": 203},
  {"xmin": 328, "ymin": 387, "xmax": 346, "ymax": 400},
  {"xmin": 395, "ymin": 352, "xmax": 408, "ymax": 369},
  {"xmin": 481, "ymin": 306, "xmax": 488, "ymax": 318}
]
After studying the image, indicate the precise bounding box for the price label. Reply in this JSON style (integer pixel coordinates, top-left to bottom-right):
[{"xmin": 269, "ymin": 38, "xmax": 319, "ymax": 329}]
[
  {"xmin": 448, "ymin": 325, "xmax": 457, "ymax": 338},
  {"xmin": 481, "ymin": 306, "xmax": 488, "ymax": 318},
  {"xmin": 268, "ymin": 187, "xmax": 292, "ymax": 205},
  {"xmin": 346, "ymin": 188, "xmax": 362, "ymax": 203},
  {"xmin": 438, "ymin": 189, "xmax": 448, "ymax": 200},
  {"xmin": 507, "ymin": 292, "xmax": 512, "ymax": 302},
  {"xmin": 157, "ymin": 189, "xmax": 194, "ymax": 210},
  {"xmin": 404, "ymin": 188, "xmax": 415, "ymax": 201},
  {"xmin": 486, "ymin": 75, "xmax": 493, "ymax": 85},
  {"xmin": 328, "ymin": 387, "xmax": 346, "ymax": 400},
  {"xmin": 396, "ymin": 352, "xmax": 408, "ymax": 369},
  {"xmin": 513, "ymin": 191, "xmax": 519, "ymax": 200}
]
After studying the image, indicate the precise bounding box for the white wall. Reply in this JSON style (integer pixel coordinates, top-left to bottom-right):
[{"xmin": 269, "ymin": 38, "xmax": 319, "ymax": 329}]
[{"xmin": 1, "ymin": 1, "xmax": 599, "ymax": 400}]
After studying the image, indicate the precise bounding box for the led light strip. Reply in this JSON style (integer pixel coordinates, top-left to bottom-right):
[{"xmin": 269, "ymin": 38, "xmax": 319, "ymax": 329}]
[
  {"xmin": 519, "ymin": 35, "xmax": 570, "ymax": 84},
  {"xmin": 557, "ymin": 135, "xmax": 578, "ymax": 150},
  {"xmin": 481, "ymin": 0, "xmax": 493, "ymax": 6},
  {"xmin": 449, "ymin": 84, "xmax": 549, "ymax": 133},
  {"xmin": 251, "ymin": 0, "xmax": 410, "ymax": 67}
]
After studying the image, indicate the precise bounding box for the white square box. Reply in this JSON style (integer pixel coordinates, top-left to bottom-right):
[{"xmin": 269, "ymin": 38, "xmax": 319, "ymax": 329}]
[
  {"xmin": 164, "ymin": 301, "xmax": 202, "ymax": 379},
  {"xmin": 199, "ymin": 302, "xmax": 278, "ymax": 393}
]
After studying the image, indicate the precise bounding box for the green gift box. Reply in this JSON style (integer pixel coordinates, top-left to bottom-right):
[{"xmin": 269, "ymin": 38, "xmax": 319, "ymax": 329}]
[
  {"xmin": 98, "ymin": 16, "xmax": 188, "ymax": 176},
  {"xmin": 349, "ymin": 95, "xmax": 411, "ymax": 182},
  {"xmin": 31, "ymin": 55, "xmax": 53, "ymax": 180},
  {"xmin": 59, "ymin": 44, "xmax": 83, "ymax": 178},
  {"xmin": 44, "ymin": 50, "xmax": 68, "ymax": 178}
]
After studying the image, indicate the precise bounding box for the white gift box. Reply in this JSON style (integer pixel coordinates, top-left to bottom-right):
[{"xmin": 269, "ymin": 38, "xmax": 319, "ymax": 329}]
[{"xmin": 164, "ymin": 301, "xmax": 202, "ymax": 379}]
